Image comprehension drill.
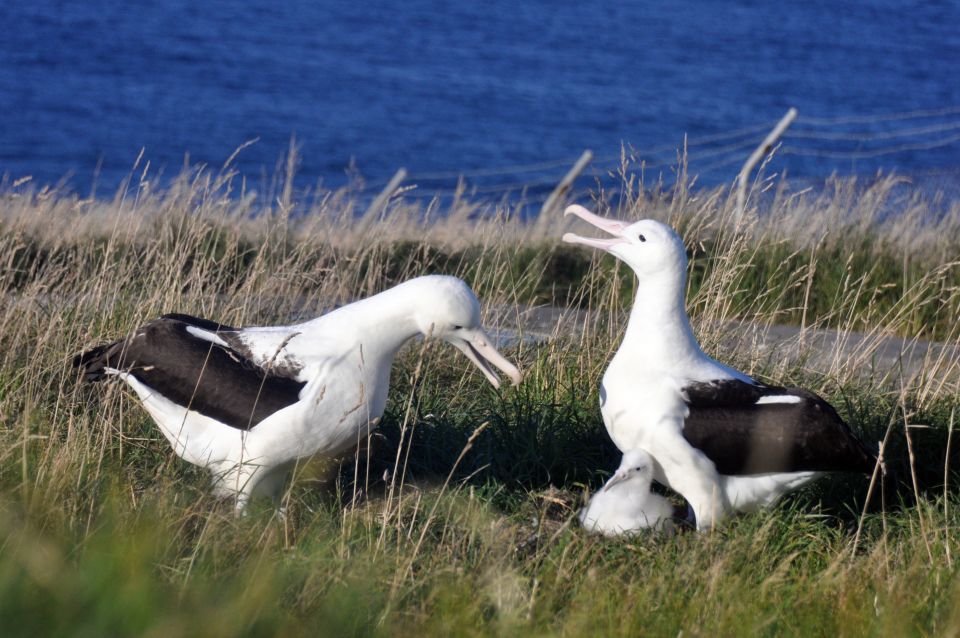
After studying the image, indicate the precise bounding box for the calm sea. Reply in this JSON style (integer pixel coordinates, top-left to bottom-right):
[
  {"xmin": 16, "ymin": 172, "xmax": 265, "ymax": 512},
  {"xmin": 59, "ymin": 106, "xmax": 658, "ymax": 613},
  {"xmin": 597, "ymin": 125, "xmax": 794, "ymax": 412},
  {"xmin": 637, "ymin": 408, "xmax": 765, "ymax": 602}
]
[{"xmin": 2, "ymin": 1, "xmax": 959, "ymax": 201}]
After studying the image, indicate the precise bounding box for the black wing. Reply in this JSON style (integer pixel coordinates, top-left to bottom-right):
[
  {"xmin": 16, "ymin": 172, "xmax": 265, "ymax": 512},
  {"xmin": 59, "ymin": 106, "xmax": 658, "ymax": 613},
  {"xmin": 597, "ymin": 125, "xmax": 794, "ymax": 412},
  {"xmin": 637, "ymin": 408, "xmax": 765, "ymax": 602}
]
[
  {"xmin": 681, "ymin": 379, "xmax": 876, "ymax": 475},
  {"xmin": 159, "ymin": 312, "xmax": 238, "ymax": 332},
  {"xmin": 74, "ymin": 317, "xmax": 305, "ymax": 430}
]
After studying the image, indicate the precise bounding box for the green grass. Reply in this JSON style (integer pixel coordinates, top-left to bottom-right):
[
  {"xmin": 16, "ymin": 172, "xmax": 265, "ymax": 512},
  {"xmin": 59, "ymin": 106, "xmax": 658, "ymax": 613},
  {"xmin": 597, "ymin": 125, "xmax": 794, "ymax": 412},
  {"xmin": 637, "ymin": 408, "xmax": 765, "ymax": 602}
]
[{"xmin": 2, "ymin": 161, "xmax": 960, "ymax": 636}]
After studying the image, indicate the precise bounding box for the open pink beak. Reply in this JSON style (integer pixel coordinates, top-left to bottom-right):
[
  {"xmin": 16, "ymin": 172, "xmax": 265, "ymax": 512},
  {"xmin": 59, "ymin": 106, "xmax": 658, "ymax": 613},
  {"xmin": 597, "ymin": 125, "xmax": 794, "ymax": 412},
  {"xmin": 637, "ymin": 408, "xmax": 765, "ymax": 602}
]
[
  {"xmin": 452, "ymin": 328, "xmax": 522, "ymax": 389},
  {"xmin": 561, "ymin": 205, "xmax": 630, "ymax": 250}
]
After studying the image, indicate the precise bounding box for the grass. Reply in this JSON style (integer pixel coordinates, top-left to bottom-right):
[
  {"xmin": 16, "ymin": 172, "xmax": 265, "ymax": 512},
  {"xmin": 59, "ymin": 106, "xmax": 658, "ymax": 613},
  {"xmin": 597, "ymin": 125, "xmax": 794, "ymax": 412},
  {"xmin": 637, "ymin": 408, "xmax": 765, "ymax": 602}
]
[{"xmin": 2, "ymin": 157, "xmax": 960, "ymax": 636}]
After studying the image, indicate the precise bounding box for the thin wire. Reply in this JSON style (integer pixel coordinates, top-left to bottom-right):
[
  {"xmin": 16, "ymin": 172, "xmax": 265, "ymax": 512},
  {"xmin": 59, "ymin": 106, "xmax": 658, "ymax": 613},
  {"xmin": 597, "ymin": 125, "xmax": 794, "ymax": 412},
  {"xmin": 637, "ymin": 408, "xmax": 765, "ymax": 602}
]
[
  {"xmin": 365, "ymin": 106, "xmax": 960, "ymax": 192},
  {"xmin": 411, "ymin": 156, "xmax": 582, "ymax": 180},
  {"xmin": 449, "ymin": 175, "xmax": 561, "ymax": 195},
  {"xmin": 907, "ymin": 165, "xmax": 960, "ymax": 178},
  {"xmin": 638, "ymin": 136, "xmax": 765, "ymax": 170},
  {"xmin": 422, "ymin": 136, "xmax": 765, "ymax": 195},
  {"xmin": 590, "ymin": 120, "xmax": 778, "ymax": 164},
  {"xmin": 782, "ymin": 132, "xmax": 960, "ymax": 159},
  {"xmin": 585, "ymin": 137, "xmax": 766, "ymax": 178},
  {"xmin": 405, "ymin": 120, "xmax": 778, "ymax": 181},
  {"xmin": 786, "ymin": 120, "xmax": 960, "ymax": 142},
  {"xmin": 692, "ymin": 152, "xmax": 756, "ymax": 176},
  {"xmin": 409, "ymin": 187, "xmax": 557, "ymax": 203},
  {"xmin": 408, "ymin": 181, "xmax": 547, "ymax": 199},
  {"xmin": 798, "ymin": 105, "xmax": 960, "ymax": 126}
]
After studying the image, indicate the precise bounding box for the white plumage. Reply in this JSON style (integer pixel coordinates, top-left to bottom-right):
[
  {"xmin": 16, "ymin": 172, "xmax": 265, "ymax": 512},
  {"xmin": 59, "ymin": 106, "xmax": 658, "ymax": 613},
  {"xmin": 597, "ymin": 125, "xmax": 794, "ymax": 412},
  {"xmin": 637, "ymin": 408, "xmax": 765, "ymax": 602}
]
[
  {"xmin": 579, "ymin": 449, "xmax": 683, "ymax": 536},
  {"xmin": 563, "ymin": 205, "xmax": 876, "ymax": 530},
  {"xmin": 76, "ymin": 275, "xmax": 521, "ymax": 511}
]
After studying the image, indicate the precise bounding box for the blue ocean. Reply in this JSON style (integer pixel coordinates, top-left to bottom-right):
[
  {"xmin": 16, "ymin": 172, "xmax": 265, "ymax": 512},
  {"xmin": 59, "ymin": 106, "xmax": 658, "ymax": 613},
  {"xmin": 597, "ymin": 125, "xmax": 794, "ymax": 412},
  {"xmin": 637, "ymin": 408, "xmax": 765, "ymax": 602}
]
[{"xmin": 2, "ymin": 1, "xmax": 959, "ymax": 200}]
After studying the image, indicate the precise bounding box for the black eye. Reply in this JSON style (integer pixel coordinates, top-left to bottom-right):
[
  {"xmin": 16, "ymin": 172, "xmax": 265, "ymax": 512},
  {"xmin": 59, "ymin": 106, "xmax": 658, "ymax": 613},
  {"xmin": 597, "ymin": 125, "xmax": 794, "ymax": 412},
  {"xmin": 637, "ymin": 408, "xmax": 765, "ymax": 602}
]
[
  {"xmin": 453, "ymin": 325, "xmax": 463, "ymax": 330},
  {"xmin": 638, "ymin": 234, "xmax": 646, "ymax": 242}
]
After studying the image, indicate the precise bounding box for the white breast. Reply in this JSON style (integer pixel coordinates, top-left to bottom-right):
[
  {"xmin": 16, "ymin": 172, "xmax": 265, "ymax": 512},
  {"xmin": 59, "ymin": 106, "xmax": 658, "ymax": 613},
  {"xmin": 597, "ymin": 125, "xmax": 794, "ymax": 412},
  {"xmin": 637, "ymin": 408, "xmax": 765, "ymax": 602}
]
[{"xmin": 599, "ymin": 356, "xmax": 688, "ymax": 452}]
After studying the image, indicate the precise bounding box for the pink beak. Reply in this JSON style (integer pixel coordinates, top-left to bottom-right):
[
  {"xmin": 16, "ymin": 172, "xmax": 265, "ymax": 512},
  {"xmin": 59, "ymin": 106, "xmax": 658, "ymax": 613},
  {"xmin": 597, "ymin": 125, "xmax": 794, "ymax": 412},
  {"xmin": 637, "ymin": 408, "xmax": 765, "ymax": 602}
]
[{"xmin": 562, "ymin": 205, "xmax": 629, "ymax": 250}]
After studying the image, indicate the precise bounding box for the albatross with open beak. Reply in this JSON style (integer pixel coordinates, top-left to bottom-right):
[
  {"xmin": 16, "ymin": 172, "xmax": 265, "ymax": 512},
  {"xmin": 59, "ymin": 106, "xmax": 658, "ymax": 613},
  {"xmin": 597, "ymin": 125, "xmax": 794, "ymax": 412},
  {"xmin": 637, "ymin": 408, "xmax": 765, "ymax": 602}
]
[
  {"xmin": 563, "ymin": 204, "xmax": 877, "ymax": 530},
  {"xmin": 74, "ymin": 275, "xmax": 521, "ymax": 511}
]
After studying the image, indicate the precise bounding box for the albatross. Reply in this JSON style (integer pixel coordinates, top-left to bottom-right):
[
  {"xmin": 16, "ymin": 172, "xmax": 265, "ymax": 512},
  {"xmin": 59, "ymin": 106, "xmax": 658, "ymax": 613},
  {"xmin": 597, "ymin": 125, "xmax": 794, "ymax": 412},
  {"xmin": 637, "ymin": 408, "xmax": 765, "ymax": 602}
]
[
  {"xmin": 579, "ymin": 449, "xmax": 689, "ymax": 536},
  {"xmin": 74, "ymin": 275, "xmax": 521, "ymax": 512},
  {"xmin": 563, "ymin": 204, "xmax": 877, "ymax": 530}
]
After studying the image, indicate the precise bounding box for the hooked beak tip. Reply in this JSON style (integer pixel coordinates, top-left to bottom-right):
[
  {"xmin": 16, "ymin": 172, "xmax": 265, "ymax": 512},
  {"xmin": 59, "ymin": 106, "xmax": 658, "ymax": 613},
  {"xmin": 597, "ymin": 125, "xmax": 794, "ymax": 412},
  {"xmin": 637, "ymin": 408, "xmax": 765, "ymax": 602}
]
[
  {"xmin": 602, "ymin": 475, "xmax": 622, "ymax": 492},
  {"xmin": 563, "ymin": 204, "xmax": 630, "ymax": 238},
  {"xmin": 458, "ymin": 333, "xmax": 522, "ymax": 390}
]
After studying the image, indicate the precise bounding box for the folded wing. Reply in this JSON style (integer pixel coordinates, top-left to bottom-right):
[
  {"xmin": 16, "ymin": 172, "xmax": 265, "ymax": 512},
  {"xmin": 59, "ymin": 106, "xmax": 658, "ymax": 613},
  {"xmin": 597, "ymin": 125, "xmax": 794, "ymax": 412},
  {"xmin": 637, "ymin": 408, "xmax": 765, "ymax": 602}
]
[
  {"xmin": 680, "ymin": 379, "xmax": 876, "ymax": 475},
  {"xmin": 74, "ymin": 316, "xmax": 306, "ymax": 430}
]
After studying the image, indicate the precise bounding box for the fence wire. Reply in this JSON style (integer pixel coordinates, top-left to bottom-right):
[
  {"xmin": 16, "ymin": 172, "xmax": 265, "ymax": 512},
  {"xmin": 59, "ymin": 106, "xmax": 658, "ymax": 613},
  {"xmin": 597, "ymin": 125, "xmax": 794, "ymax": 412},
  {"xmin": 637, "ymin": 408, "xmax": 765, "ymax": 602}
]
[{"xmin": 362, "ymin": 105, "xmax": 960, "ymax": 207}]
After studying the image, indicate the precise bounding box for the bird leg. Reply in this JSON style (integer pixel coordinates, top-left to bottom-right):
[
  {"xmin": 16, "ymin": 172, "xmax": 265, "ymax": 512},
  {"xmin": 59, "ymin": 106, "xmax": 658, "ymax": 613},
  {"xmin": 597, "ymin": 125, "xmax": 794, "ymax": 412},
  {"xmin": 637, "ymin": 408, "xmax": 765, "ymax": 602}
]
[
  {"xmin": 650, "ymin": 430, "xmax": 730, "ymax": 531},
  {"xmin": 210, "ymin": 461, "xmax": 263, "ymax": 516}
]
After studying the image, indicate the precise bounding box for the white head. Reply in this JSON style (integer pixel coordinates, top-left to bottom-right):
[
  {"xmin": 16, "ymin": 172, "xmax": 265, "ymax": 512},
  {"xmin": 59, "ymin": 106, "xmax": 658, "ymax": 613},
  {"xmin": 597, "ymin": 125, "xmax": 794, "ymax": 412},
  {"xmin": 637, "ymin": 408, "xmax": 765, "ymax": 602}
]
[
  {"xmin": 603, "ymin": 448, "xmax": 656, "ymax": 492},
  {"xmin": 562, "ymin": 205, "xmax": 688, "ymax": 284},
  {"xmin": 409, "ymin": 276, "xmax": 522, "ymax": 389},
  {"xmin": 580, "ymin": 448, "xmax": 681, "ymax": 536}
]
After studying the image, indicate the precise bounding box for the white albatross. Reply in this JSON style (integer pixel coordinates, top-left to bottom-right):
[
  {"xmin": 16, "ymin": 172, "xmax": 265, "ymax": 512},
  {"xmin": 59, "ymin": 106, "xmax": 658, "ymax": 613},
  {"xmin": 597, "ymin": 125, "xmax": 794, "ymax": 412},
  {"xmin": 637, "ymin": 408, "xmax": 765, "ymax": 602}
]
[
  {"xmin": 563, "ymin": 205, "xmax": 877, "ymax": 530},
  {"xmin": 74, "ymin": 275, "xmax": 521, "ymax": 512},
  {"xmin": 579, "ymin": 449, "xmax": 689, "ymax": 536}
]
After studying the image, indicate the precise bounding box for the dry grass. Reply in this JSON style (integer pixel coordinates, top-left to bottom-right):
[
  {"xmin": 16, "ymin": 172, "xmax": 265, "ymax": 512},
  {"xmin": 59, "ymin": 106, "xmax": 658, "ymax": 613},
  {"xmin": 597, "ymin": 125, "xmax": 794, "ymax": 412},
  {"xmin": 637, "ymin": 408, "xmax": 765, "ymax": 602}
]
[{"xmin": 1, "ymin": 157, "xmax": 960, "ymax": 636}]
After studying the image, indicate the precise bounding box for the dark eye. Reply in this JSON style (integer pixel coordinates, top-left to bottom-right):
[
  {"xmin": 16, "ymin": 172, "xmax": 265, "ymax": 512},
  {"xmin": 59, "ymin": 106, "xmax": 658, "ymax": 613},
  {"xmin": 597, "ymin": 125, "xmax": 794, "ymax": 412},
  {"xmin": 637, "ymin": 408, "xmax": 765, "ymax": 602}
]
[
  {"xmin": 453, "ymin": 325, "xmax": 463, "ymax": 330},
  {"xmin": 638, "ymin": 234, "xmax": 646, "ymax": 242}
]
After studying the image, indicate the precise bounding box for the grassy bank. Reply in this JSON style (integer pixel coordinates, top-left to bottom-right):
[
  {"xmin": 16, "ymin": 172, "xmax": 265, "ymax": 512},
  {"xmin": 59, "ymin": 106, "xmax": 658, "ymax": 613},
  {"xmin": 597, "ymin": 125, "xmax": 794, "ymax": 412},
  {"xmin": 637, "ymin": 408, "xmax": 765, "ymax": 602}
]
[{"xmin": 1, "ymin": 162, "xmax": 960, "ymax": 636}]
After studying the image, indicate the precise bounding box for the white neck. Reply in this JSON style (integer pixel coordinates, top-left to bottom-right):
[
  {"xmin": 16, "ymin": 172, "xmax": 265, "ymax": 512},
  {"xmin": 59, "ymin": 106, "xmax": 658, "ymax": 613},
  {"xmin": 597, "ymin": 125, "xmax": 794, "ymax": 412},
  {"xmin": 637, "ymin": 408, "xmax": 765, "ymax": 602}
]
[
  {"xmin": 297, "ymin": 279, "xmax": 432, "ymax": 358},
  {"xmin": 618, "ymin": 271, "xmax": 704, "ymax": 369}
]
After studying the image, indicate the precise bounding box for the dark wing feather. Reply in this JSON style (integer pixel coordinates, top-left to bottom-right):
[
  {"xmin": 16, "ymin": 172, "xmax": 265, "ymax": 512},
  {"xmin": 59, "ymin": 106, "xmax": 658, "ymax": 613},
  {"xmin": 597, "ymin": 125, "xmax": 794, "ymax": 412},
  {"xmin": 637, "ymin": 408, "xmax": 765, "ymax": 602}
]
[
  {"xmin": 681, "ymin": 380, "xmax": 876, "ymax": 475},
  {"xmin": 682, "ymin": 379, "xmax": 775, "ymax": 407},
  {"xmin": 160, "ymin": 313, "xmax": 238, "ymax": 332},
  {"xmin": 74, "ymin": 317, "xmax": 305, "ymax": 430}
]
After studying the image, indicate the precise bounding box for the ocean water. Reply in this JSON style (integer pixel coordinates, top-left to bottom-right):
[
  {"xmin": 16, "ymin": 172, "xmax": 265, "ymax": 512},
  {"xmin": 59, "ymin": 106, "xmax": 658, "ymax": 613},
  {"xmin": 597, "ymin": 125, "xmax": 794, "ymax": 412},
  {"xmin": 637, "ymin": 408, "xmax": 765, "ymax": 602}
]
[{"xmin": 2, "ymin": 1, "xmax": 959, "ymax": 201}]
